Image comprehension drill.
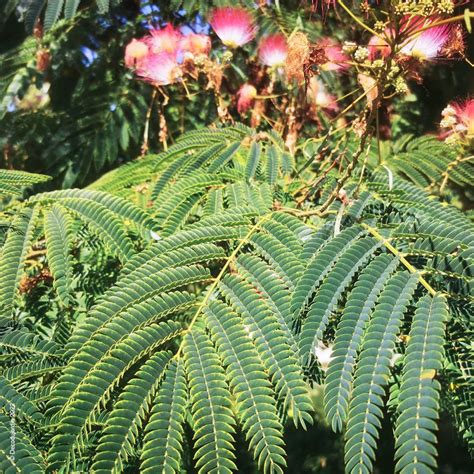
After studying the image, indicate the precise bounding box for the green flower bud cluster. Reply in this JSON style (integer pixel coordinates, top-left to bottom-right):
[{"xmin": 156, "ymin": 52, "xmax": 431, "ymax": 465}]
[
  {"xmin": 393, "ymin": 0, "xmax": 454, "ymax": 16},
  {"xmin": 394, "ymin": 77, "xmax": 408, "ymax": 94},
  {"xmin": 354, "ymin": 47, "xmax": 369, "ymax": 62}
]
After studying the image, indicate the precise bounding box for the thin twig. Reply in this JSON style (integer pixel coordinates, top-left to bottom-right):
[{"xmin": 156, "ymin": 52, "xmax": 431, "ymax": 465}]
[
  {"xmin": 140, "ymin": 89, "xmax": 157, "ymax": 157},
  {"xmin": 174, "ymin": 212, "xmax": 274, "ymax": 359}
]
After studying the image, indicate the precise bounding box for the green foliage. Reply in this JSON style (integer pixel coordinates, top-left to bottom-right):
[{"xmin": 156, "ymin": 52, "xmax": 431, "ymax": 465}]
[
  {"xmin": 0, "ymin": 207, "xmax": 38, "ymax": 319},
  {"xmin": 1, "ymin": 0, "xmax": 118, "ymax": 31},
  {"xmin": 0, "ymin": 169, "xmax": 50, "ymax": 197},
  {"xmin": 394, "ymin": 294, "xmax": 449, "ymax": 472},
  {"xmin": 141, "ymin": 359, "xmax": 188, "ymax": 473},
  {"xmin": 0, "ymin": 125, "xmax": 472, "ymax": 473},
  {"xmin": 44, "ymin": 204, "xmax": 74, "ymax": 307},
  {"xmin": 383, "ymin": 135, "xmax": 474, "ymax": 191}
]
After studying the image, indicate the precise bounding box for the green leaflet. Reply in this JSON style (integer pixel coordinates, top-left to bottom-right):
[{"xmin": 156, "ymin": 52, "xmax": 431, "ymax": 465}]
[
  {"xmin": 50, "ymin": 289, "xmax": 197, "ymax": 418},
  {"xmin": 344, "ymin": 272, "xmax": 419, "ymax": 474},
  {"xmin": 0, "ymin": 376, "xmax": 44, "ymax": 426},
  {"xmin": 0, "ymin": 169, "xmax": 50, "ymax": 197},
  {"xmin": 218, "ymin": 273, "xmax": 313, "ymax": 427},
  {"xmin": 184, "ymin": 329, "xmax": 237, "ymax": 473},
  {"xmin": 245, "ymin": 141, "xmax": 261, "ymax": 181},
  {"xmin": 47, "ymin": 321, "xmax": 183, "ymax": 470},
  {"xmin": 0, "ymin": 330, "xmax": 61, "ymax": 361},
  {"xmin": 324, "ymin": 254, "xmax": 400, "ymax": 432},
  {"xmin": 291, "ymin": 226, "xmax": 365, "ymax": 319},
  {"xmin": 0, "ymin": 207, "xmax": 38, "ymax": 319},
  {"xmin": 394, "ymin": 295, "xmax": 449, "ymax": 473},
  {"xmin": 299, "ymin": 236, "xmax": 382, "ymax": 364},
  {"xmin": 44, "ymin": 204, "xmax": 74, "ymax": 307},
  {"xmin": 141, "ymin": 359, "xmax": 188, "ymax": 473},
  {"xmin": 92, "ymin": 351, "xmax": 172, "ymax": 473},
  {"xmin": 0, "ymin": 412, "xmax": 45, "ymax": 473},
  {"xmin": 44, "ymin": 0, "xmax": 65, "ymax": 29},
  {"xmin": 205, "ymin": 300, "xmax": 287, "ymax": 474}
]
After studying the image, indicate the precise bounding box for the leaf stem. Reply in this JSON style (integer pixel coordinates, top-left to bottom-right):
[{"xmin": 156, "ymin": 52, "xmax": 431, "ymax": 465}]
[
  {"xmin": 174, "ymin": 212, "xmax": 274, "ymax": 358},
  {"xmin": 337, "ymin": 0, "xmax": 382, "ymax": 39},
  {"xmin": 361, "ymin": 223, "xmax": 437, "ymax": 296}
]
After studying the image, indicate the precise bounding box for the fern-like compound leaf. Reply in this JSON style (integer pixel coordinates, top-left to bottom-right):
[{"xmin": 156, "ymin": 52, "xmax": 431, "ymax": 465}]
[
  {"xmin": 48, "ymin": 321, "xmax": 182, "ymax": 470},
  {"xmin": 0, "ymin": 412, "xmax": 45, "ymax": 473},
  {"xmin": 291, "ymin": 226, "xmax": 364, "ymax": 320},
  {"xmin": 205, "ymin": 300, "xmax": 286, "ymax": 474},
  {"xmin": 50, "ymin": 289, "xmax": 197, "ymax": 419},
  {"xmin": 246, "ymin": 141, "xmax": 261, "ymax": 181},
  {"xmin": 0, "ymin": 376, "xmax": 44, "ymax": 427},
  {"xmin": 0, "ymin": 169, "xmax": 50, "ymax": 196},
  {"xmin": 218, "ymin": 273, "xmax": 313, "ymax": 428},
  {"xmin": 0, "ymin": 207, "xmax": 38, "ymax": 318},
  {"xmin": 299, "ymin": 236, "xmax": 381, "ymax": 364}
]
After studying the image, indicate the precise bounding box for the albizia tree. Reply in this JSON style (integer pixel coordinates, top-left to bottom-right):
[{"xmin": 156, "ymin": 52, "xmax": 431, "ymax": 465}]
[{"xmin": 0, "ymin": 1, "xmax": 473, "ymax": 473}]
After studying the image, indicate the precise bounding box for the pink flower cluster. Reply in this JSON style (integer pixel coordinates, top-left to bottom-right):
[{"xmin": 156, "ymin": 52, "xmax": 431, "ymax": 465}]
[
  {"xmin": 368, "ymin": 16, "xmax": 463, "ymax": 63},
  {"xmin": 124, "ymin": 7, "xmax": 293, "ymax": 90},
  {"xmin": 124, "ymin": 24, "xmax": 211, "ymax": 86},
  {"xmin": 440, "ymin": 98, "xmax": 474, "ymax": 143}
]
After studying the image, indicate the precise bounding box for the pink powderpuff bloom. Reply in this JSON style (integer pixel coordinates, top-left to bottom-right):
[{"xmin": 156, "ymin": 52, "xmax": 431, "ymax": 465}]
[
  {"xmin": 124, "ymin": 38, "xmax": 149, "ymax": 68},
  {"xmin": 180, "ymin": 33, "xmax": 211, "ymax": 57},
  {"xmin": 453, "ymin": 99, "xmax": 474, "ymax": 135},
  {"xmin": 258, "ymin": 34, "xmax": 288, "ymax": 67},
  {"xmin": 399, "ymin": 17, "xmax": 452, "ymax": 61},
  {"xmin": 147, "ymin": 24, "xmax": 182, "ymax": 56},
  {"xmin": 307, "ymin": 78, "xmax": 339, "ymax": 116},
  {"xmin": 237, "ymin": 84, "xmax": 257, "ymax": 114},
  {"xmin": 317, "ymin": 38, "xmax": 349, "ymax": 72},
  {"xmin": 210, "ymin": 7, "xmax": 256, "ymax": 48},
  {"xmin": 136, "ymin": 53, "xmax": 181, "ymax": 86},
  {"xmin": 442, "ymin": 99, "xmax": 474, "ymax": 137}
]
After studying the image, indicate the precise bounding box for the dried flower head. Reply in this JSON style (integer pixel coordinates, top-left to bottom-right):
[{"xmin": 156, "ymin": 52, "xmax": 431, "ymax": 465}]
[
  {"xmin": 210, "ymin": 7, "xmax": 256, "ymax": 48},
  {"xmin": 285, "ymin": 32, "xmax": 310, "ymax": 83},
  {"xmin": 439, "ymin": 24, "xmax": 465, "ymax": 59},
  {"xmin": 358, "ymin": 73, "xmax": 379, "ymax": 109}
]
